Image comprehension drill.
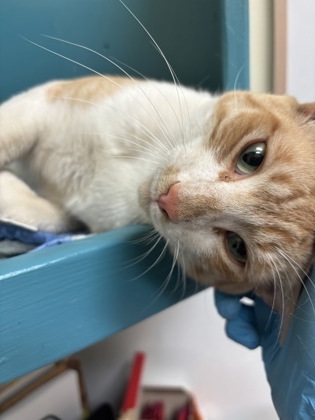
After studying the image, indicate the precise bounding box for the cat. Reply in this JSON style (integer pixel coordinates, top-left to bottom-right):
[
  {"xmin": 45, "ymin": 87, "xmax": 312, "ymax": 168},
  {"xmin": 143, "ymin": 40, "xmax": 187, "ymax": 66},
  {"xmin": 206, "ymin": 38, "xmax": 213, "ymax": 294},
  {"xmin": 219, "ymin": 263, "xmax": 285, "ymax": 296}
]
[{"xmin": 1, "ymin": 73, "xmax": 315, "ymax": 317}]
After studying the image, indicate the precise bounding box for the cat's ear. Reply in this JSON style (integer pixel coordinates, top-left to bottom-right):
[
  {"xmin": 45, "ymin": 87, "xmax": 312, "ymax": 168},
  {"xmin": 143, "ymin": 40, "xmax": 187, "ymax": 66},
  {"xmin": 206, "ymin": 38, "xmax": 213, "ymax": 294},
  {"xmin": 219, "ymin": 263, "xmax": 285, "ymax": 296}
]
[{"xmin": 297, "ymin": 102, "xmax": 315, "ymax": 121}]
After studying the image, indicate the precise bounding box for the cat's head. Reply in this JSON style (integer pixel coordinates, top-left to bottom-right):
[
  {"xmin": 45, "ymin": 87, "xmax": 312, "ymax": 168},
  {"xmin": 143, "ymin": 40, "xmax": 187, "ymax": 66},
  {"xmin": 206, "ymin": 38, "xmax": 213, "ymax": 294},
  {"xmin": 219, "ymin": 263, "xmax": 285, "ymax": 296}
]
[{"xmin": 140, "ymin": 91, "xmax": 315, "ymax": 312}]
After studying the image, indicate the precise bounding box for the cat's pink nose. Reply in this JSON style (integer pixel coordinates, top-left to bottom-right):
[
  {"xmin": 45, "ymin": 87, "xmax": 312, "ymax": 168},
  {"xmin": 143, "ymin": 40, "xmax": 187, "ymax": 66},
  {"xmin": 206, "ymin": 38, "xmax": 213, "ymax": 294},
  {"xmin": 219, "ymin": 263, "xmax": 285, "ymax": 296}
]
[{"xmin": 157, "ymin": 182, "xmax": 180, "ymax": 222}]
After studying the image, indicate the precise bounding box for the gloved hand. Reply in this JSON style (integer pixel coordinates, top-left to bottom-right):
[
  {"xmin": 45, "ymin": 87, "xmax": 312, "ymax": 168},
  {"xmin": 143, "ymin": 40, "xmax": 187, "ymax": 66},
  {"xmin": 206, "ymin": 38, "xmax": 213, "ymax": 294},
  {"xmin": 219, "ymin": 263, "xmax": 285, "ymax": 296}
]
[{"xmin": 215, "ymin": 269, "xmax": 315, "ymax": 420}]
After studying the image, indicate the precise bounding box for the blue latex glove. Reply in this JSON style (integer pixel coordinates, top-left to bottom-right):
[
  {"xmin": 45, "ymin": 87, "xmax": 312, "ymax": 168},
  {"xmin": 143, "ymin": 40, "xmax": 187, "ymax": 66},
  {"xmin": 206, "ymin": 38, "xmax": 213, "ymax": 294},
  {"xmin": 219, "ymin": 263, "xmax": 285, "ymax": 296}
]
[{"xmin": 215, "ymin": 269, "xmax": 315, "ymax": 419}]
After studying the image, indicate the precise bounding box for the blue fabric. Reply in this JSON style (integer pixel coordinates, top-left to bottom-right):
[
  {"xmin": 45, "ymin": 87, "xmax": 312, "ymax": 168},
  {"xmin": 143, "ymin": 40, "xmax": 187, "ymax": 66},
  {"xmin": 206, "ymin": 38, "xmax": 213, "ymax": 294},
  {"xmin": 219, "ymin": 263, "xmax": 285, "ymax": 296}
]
[
  {"xmin": 0, "ymin": 222, "xmax": 65, "ymax": 245},
  {"xmin": 0, "ymin": 221, "xmax": 85, "ymax": 252},
  {"xmin": 215, "ymin": 268, "xmax": 315, "ymax": 419}
]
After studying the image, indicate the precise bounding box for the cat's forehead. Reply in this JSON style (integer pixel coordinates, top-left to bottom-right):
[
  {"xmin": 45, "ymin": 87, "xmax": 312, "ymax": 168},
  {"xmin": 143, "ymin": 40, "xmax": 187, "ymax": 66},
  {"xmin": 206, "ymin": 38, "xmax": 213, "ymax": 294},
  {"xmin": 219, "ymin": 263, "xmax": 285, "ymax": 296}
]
[{"xmin": 214, "ymin": 91, "xmax": 298, "ymax": 117}]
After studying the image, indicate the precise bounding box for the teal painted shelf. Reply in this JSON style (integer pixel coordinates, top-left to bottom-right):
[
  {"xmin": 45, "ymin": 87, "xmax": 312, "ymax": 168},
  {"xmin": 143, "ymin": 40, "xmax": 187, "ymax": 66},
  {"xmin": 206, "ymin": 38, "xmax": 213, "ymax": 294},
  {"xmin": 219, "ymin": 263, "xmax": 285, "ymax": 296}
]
[
  {"xmin": 0, "ymin": 226, "xmax": 202, "ymax": 382},
  {"xmin": 0, "ymin": 0, "xmax": 249, "ymax": 383}
]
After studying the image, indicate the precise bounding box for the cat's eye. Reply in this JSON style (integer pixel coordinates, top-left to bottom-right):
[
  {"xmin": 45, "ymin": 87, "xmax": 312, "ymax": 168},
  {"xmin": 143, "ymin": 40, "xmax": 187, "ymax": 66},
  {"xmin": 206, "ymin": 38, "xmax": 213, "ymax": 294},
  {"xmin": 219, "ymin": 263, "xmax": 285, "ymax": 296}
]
[
  {"xmin": 236, "ymin": 142, "xmax": 266, "ymax": 174},
  {"xmin": 226, "ymin": 231, "xmax": 247, "ymax": 264}
]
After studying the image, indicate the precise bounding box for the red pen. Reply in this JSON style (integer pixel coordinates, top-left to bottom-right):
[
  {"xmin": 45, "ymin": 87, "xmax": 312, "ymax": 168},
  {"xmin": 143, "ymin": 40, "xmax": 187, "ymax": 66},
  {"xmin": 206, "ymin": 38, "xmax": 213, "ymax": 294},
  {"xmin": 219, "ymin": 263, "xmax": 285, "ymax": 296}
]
[{"xmin": 119, "ymin": 352, "xmax": 145, "ymax": 420}]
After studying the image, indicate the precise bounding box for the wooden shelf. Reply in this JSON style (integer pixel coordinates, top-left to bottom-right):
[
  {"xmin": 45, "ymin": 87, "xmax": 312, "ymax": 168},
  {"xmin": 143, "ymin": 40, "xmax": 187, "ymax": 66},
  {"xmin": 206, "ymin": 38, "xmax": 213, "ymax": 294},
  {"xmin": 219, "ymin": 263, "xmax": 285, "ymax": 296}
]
[{"xmin": 0, "ymin": 226, "xmax": 202, "ymax": 382}]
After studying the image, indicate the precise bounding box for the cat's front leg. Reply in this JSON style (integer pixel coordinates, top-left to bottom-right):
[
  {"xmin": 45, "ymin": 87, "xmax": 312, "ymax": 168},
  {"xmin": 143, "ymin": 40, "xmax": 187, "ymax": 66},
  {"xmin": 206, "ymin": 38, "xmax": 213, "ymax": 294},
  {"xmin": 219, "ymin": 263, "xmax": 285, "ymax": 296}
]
[
  {"xmin": 0, "ymin": 171, "xmax": 79, "ymax": 233},
  {"xmin": 0, "ymin": 86, "xmax": 47, "ymax": 167}
]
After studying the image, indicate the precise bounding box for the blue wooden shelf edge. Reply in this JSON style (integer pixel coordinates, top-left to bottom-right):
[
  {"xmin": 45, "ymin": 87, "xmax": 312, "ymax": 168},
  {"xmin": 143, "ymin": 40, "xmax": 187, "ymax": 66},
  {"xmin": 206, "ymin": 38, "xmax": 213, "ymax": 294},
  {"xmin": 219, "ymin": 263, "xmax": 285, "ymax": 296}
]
[{"xmin": 0, "ymin": 225, "xmax": 203, "ymax": 383}]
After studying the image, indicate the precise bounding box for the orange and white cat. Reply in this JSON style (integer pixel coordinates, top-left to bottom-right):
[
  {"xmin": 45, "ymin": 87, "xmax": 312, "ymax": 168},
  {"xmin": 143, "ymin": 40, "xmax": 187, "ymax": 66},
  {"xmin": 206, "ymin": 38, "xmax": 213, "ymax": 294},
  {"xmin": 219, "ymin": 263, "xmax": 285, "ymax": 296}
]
[{"xmin": 1, "ymin": 75, "xmax": 315, "ymax": 311}]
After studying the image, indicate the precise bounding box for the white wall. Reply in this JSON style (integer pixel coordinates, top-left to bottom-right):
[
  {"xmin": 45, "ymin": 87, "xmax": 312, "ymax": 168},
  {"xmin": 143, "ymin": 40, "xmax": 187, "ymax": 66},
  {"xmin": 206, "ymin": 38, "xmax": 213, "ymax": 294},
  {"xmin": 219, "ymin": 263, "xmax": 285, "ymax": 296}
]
[{"xmin": 286, "ymin": 0, "xmax": 315, "ymax": 102}]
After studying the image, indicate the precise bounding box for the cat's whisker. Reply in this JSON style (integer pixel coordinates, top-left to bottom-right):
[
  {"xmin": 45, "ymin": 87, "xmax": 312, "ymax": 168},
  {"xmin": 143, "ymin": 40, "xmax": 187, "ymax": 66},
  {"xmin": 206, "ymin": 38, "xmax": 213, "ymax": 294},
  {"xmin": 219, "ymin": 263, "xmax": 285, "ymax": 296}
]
[
  {"xmin": 86, "ymin": 131, "xmax": 156, "ymax": 153},
  {"xmin": 263, "ymin": 264, "xmax": 279, "ymax": 335},
  {"xmin": 172, "ymin": 254, "xmax": 183, "ymax": 295},
  {"xmin": 22, "ymin": 36, "xmax": 175, "ymax": 155},
  {"xmin": 269, "ymin": 257, "xmax": 286, "ymax": 344},
  {"xmin": 146, "ymin": 240, "xmax": 180, "ymax": 308},
  {"xmin": 109, "ymin": 56, "xmax": 149, "ymax": 81},
  {"xmin": 109, "ymin": 139, "xmax": 164, "ymax": 161},
  {"xmin": 124, "ymin": 234, "xmax": 163, "ymax": 269},
  {"xmin": 130, "ymin": 234, "xmax": 160, "ymax": 247},
  {"xmin": 117, "ymin": 0, "xmax": 190, "ymax": 150},
  {"xmin": 24, "ymin": 23, "xmax": 191, "ymax": 153},
  {"xmin": 111, "ymin": 154, "xmax": 161, "ymax": 165},
  {"xmin": 89, "ymin": 132, "xmax": 168, "ymax": 162},
  {"xmin": 46, "ymin": 93, "xmax": 172, "ymax": 155},
  {"xmin": 109, "ymin": 56, "xmax": 187, "ymax": 147},
  {"xmin": 277, "ymin": 249, "xmax": 315, "ymax": 320},
  {"xmin": 168, "ymin": 244, "xmax": 184, "ymax": 295},
  {"xmin": 115, "ymin": 146, "xmax": 165, "ymax": 163},
  {"xmin": 253, "ymin": 257, "xmax": 283, "ymax": 330},
  {"xmin": 280, "ymin": 256, "xmax": 296, "ymax": 307},
  {"xmin": 139, "ymin": 234, "xmax": 162, "ymax": 247},
  {"xmin": 129, "ymin": 227, "xmax": 159, "ymax": 245},
  {"xmin": 108, "ymin": 115, "xmax": 171, "ymax": 155},
  {"xmin": 21, "ymin": 36, "xmax": 117, "ymax": 86},
  {"xmin": 41, "ymin": 34, "xmax": 179, "ymax": 151},
  {"xmin": 250, "ymin": 257, "xmax": 278, "ymax": 335},
  {"xmin": 279, "ymin": 249, "xmax": 315, "ymax": 292},
  {"xmin": 117, "ymin": 0, "xmax": 179, "ymax": 94},
  {"xmin": 178, "ymin": 254, "xmax": 188, "ymax": 299},
  {"xmin": 270, "ymin": 267, "xmax": 278, "ymax": 317},
  {"xmin": 228, "ymin": 64, "xmax": 245, "ymax": 112},
  {"xmin": 130, "ymin": 239, "xmax": 169, "ymax": 282},
  {"xmin": 233, "ymin": 64, "xmax": 245, "ymax": 93}
]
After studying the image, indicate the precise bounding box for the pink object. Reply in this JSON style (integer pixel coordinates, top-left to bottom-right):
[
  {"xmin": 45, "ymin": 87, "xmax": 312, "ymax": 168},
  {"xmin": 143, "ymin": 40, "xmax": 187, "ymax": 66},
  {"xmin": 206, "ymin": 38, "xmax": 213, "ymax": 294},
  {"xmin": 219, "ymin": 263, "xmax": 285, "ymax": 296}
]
[
  {"xmin": 176, "ymin": 402, "xmax": 191, "ymax": 420},
  {"xmin": 140, "ymin": 401, "xmax": 164, "ymax": 420}
]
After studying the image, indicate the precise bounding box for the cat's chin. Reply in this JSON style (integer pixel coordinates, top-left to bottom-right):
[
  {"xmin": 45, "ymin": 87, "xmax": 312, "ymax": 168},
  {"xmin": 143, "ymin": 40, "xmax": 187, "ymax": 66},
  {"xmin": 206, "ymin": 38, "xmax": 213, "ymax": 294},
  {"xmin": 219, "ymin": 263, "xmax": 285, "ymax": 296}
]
[
  {"xmin": 193, "ymin": 272, "xmax": 252, "ymax": 295},
  {"xmin": 213, "ymin": 282, "xmax": 252, "ymax": 295}
]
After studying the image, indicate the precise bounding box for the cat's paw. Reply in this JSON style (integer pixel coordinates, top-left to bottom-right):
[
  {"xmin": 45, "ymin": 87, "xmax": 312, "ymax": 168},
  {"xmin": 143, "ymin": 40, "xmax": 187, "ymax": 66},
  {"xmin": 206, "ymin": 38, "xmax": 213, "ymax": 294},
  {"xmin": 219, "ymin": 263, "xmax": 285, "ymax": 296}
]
[{"xmin": 0, "ymin": 171, "xmax": 78, "ymax": 233}]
